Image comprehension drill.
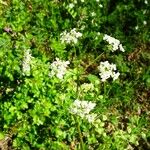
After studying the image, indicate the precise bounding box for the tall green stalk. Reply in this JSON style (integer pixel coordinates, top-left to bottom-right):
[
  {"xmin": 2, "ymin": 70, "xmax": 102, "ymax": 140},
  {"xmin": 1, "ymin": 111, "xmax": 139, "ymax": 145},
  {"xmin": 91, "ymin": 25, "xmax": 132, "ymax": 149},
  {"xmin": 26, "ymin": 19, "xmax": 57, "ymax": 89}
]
[
  {"xmin": 104, "ymin": 82, "xmax": 106, "ymax": 99},
  {"xmin": 75, "ymin": 52, "xmax": 84, "ymax": 150},
  {"xmin": 74, "ymin": 116, "xmax": 84, "ymax": 150}
]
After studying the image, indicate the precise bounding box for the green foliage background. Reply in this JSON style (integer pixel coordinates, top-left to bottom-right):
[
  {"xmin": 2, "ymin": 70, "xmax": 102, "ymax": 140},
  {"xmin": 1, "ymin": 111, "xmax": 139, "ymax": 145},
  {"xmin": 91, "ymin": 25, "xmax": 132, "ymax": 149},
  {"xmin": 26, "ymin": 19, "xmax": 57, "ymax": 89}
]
[{"xmin": 0, "ymin": 0, "xmax": 150, "ymax": 149}]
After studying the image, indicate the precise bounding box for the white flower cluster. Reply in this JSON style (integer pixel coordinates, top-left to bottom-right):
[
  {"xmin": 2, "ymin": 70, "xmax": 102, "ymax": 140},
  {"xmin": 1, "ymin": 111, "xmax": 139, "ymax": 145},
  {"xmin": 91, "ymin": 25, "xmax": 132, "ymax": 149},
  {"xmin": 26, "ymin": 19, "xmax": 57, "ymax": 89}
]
[
  {"xmin": 49, "ymin": 58, "xmax": 70, "ymax": 79},
  {"xmin": 98, "ymin": 61, "xmax": 120, "ymax": 82},
  {"xmin": 60, "ymin": 28, "xmax": 82, "ymax": 44},
  {"xmin": 70, "ymin": 99, "xmax": 97, "ymax": 123},
  {"xmin": 81, "ymin": 83, "xmax": 94, "ymax": 92},
  {"xmin": 103, "ymin": 34, "xmax": 125, "ymax": 52},
  {"xmin": 144, "ymin": 0, "xmax": 148, "ymax": 4},
  {"xmin": 22, "ymin": 49, "xmax": 33, "ymax": 76}
]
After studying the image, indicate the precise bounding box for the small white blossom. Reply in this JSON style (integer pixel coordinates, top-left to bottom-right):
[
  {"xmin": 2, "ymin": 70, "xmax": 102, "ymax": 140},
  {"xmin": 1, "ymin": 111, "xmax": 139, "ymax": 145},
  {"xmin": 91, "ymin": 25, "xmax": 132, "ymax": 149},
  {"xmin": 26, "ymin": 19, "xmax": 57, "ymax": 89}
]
[
  {"xmin": 49, "ymin": 58, "xmax": 70, "ymax": 79},
  {"xmin": 143, "ymin": 10, "xmax": 147, "ymax": 14},
  {"xmin": 143, "ymin": 21, "xmax": 147, "ymax": 25},
  {"xmin": 135, "ymin": 26, "xmax": 139, "ymax": 30},
  {"xmin": 70, "ymin": 99, "xmax": 97, "ymax": 123},
  {"xmin": 60, "ymin": 28, "xmax": 82, "ymax": 44},
  {"xmin": 22, "ymin": 49, "xmax": 33, "ymax": 76},
  {"xmin": 81, "ymin": 83, "xmax": 94, "ymax": 92},
  {"xmin": 99, "ymin": 4, "xmax": 103, "ymax": 8},
  {"xmin": 119, "ymin": 44, "xmax": 125, "ymax": 52},
  {"xmin": 85, "ymin": 113, "xmax": 97, "ymax": 123},
  {"xmin": 91, "ymin": 12, "xmax": 96, "ymax": 17},
  {"xmin": 80, "ymin": 25, "xmax": 86, "ymax": 30},
  {"xmin": 144, "ymin": 0, "xmax": 148, "ymax": 4},
  {"xmin": 73, "ymin": 99, "xmax": 81, "ymax": 108},
  {"xmin": 98, "ymin": 61, "xmax": 120, "ymax": 82},
  {"xmin": 97, "ymin": 32, "xmax": 101, "ymax": 35},
  {"xmin": 111, "ymin": 72, "xmax": 120, "ymax": 81},
  {"xmin": 103, "ymin": 34, "xmax": 125, "ymax": 52},
  {"xmin": 68, "ymin": 3, "xmax": 74, "ymax": 9},
  {"xmin": 73, "ymin": 0, "xmax": 77, "ymax": 4}
]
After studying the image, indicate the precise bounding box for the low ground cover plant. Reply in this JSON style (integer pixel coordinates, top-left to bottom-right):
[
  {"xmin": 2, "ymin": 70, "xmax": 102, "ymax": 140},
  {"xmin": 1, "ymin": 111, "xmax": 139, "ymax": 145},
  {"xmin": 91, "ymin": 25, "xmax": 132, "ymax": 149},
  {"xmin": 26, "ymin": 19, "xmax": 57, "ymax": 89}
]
[{"xmin": 0, "ymin": 0, "xmax": 150, "ymax": 149}]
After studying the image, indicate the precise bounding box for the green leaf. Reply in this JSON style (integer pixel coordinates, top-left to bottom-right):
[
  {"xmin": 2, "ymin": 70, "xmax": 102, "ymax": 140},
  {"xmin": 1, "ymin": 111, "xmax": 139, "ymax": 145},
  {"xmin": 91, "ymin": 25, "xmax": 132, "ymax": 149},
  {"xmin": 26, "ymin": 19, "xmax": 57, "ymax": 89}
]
[
  {"xmin": 0, "ymin": 132, "xmax": 5, "ymax": 140},
  {"xmin": 87, "ymin": 74, "xmax": 100, "ymax": 84}
]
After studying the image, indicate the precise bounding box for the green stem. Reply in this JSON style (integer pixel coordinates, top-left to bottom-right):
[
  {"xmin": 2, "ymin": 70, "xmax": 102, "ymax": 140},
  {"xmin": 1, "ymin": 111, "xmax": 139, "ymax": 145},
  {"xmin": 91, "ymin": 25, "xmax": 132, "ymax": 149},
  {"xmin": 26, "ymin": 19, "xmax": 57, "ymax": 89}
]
[
  {"xmin": 83, "ymin": 52, "xmax": 104, "ymax": 72},
  {"xmin": 104, "ymin": 82, "xmax": 107, "ymax": 99},
  {"xmin": 76, "ymin": 73, "xmax": 79, "ymax": 98},
  {"xmin": 75, "ymin": 117, "xmax": 84, "ymax": 150},
  {"xmin": 75, "ymin": 56, "xmax": 84, "ymax": 149}
]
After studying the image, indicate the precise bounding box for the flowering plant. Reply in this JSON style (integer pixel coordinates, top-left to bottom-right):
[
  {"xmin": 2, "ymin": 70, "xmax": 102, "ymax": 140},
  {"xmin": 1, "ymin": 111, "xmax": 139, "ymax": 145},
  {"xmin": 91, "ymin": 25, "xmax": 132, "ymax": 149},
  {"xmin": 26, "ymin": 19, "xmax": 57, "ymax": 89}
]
[
  {"xmin": 70, "ymin": 99, "xmax": 97, "ymax": 123},
  {"xmin": 103, "ymin": 34, "xmax": 125, "ymax": 52},
  {"xmin": 0, "ymin": 0, "xmax": 149, "ymax": 150},
  {"xmin": 49, "ymin": 58, "xmax": 70, "ymax": 79},
  {"xmin": 60, "ymin": 28, "xmax": 82, "ymax": 44},
  {"xmin": 22, "ymin": 49, "xmax": 33, "ymax": 76},
  {"xmin": 98, "ymin": 61, "xmax": 120, "ymax": 82}
]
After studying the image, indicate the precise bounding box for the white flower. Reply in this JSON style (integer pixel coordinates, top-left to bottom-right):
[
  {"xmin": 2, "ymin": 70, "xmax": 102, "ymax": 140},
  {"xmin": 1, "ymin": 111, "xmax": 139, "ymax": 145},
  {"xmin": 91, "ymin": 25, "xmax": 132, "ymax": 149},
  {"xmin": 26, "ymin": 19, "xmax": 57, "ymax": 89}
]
[
  {"xmin": 91, "ymin": 12, "xmax": 96, "ymax": 17},
  {"xmin": 22, "ymin": 49, "xmax": 33, "ymax": 76},
  {"xmin": 98, "ymin": 61, "xmax": 120, "ymax": 82},
  {"xmin": 87, "ymin": 101, "xmax": 96, "ymax": 110},
  {"xmin": 119, "ymin": 44, "xmax": 125, "ymax": 52},
  {"xmin": 112, "ymin": 72, "xmax": 120, "ymax": 81},
  {"xmin": 68, "ymin": 3, "xmax": 74, "ymax": 9},
  {"xmin": 135, "ymin": 26, "xmax": 139, "ymax": 30},
  {"xmin": 81, "ymin": 83, "xmax": 94, "ymax": 92},
  {"xmin": 85, "ymin": 113, "xmax": 97, "ymax": 123},
  {"xmin": 74, "ymin": 99, "xmax": 81, "ymax": 108},
  {"xmin": 143, "ymin": 21, "xmax": 147, "ymax": 25},
  {"xmin": 70, "ymin": 99, "xmax": 97, "ymax": 123},
  {"xmin": 143, "ymin": 10, "xmax": 147, "ymax": 14},
  {"xmin": 49, "ymin": 58, "xmax": 70, "ymax": 79},
  {"xmin": 73, "ymin": 0, "xmax": 77, "ymax": 4},
  {"xmin": 60, "ymin": 28, "xmax": 82, "ymax": 44},
  {"xmin": 99, "ymin": 4, "xmax": 103, "ymax": 8},
  {"xmin": 97, "ymin": 32, "xmax": 101, "ymax": 35},
  {"xmin": 103, "ymin": 34, "xmax": 125, "ymax": 52},
  {"xmin": 144, "ymin": 0, "xmax": 148, "ymax": 4}
]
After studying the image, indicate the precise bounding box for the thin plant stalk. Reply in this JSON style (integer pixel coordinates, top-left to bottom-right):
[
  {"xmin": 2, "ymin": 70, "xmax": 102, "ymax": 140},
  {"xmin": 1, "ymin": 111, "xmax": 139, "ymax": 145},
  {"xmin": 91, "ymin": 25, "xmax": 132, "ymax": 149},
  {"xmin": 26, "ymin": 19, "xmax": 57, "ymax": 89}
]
[
  {"xmin": 74, "ymin": 116, "xmax": 85, "ymax": 150},
  {"xmin": 104, "ymin": 81, "xmax": 107, "ymax": 100},
  {"xmin": 74, "ymin": 52, "xmax": 84, "ymax": 150},
  {"xmin": 84, "ymin": 52, "xmax": 104, "ymax": 72}
]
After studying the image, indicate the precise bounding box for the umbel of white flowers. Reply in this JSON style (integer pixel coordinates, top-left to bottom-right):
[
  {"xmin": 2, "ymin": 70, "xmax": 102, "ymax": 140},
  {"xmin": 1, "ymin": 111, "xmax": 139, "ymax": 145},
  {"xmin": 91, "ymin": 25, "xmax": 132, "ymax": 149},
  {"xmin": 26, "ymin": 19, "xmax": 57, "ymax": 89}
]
[
  {"xmin": 49, "ymin": 58, "xmax": 70, "ymax": 79},
  {"xmin": 22, "ymin": 49, "xmax": 33, "ymax": 76},
  {"xmin": 98, "ymin": 61, "xmax": 120, "ymax": 82},
  {"xmin": 60, "ymin": 28, "xmax": 82, "ymax": 44},
  {"xmin": 103, "ymin": 34, "xmax": 125, "ymax": 52},
  {"xmin": 70, "ymin": 99, "xmax": 97, "ymax": 123}
]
